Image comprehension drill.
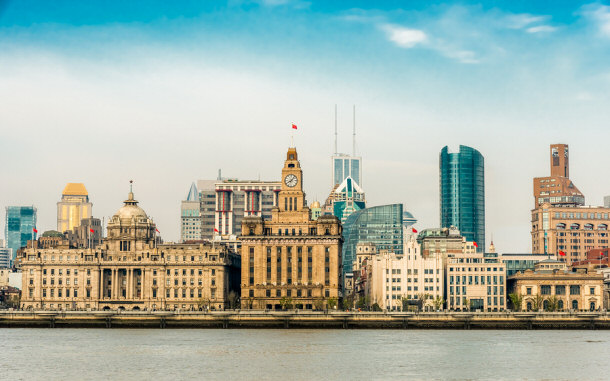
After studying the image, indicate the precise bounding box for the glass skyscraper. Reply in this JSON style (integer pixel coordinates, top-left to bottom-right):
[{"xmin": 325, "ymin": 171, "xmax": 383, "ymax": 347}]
[
  {"xmin": 332, "ymin": 154, "xmax": 362, "ymax": 187},
  {"xmin": 4, "ymin": 206, "xmax": 37, "ymax": 264},
  {"xmin": 341, "ymin": 204, "xmax": 404, "ymax": 276},
  {"xmin": 440, "ymin": 145, "xmax": 485, "ymax": 251}
]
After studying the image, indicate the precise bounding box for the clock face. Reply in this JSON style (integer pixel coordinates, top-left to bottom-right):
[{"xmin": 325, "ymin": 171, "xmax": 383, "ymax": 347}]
[{"xmin": 284, "ymin": 174, "xmax": 298, "ymax": 187}]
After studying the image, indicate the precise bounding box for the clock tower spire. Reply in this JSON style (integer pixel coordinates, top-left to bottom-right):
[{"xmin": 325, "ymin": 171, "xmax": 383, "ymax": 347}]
[{"xmin": 278, "ymin": 147, "xmax": 308, "ymax": 216}]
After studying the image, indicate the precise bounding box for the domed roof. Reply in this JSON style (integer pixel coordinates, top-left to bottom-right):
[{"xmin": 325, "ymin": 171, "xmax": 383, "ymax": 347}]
[
  {"xmin": 115, "ymin": 190, "xmax": 148, "ymax": 219},
  {"xmin": 311, "ymin": 200, "xmax": 321, "ymax": 209}
]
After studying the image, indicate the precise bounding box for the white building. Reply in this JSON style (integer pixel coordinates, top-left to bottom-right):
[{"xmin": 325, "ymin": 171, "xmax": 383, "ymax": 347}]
[{"xmin": 362, "ymin": 234, "xmax": 444, "ymax": 311}]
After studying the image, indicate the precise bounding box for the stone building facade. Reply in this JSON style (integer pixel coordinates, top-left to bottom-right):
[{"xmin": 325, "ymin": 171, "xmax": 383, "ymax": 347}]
[
  {"xmin": 508, "ymin": 261, "xmax": 604, "ymax": 312},
  {"xmin": 20, "ymin": 189, "xmax": 240, "ymax": 311},
  {"xmin": 240, "ymin": 147, "xmax": 342, "ymax": 310}
]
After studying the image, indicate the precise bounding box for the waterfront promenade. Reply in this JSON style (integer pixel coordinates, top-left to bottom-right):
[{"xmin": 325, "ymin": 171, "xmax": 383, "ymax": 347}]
[{"xmin": 1, "ymin": 310, "xmax": 610, "ymax": 329}]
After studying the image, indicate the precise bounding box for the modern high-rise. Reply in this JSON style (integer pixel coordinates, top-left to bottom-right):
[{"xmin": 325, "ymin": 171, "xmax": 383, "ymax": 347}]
[
  {"xmin": 533, "ymin": 144, "xmax": 584, "ymax": 207},
  {"xmin": 331, "ymin": 176, "xmax": 366, "ymax": 223},
  {"xmin": 5, "ymin": 206, "xmax": 37, "ymax": 264},
  {"xmin": 332, "ymin": 154, "xmax": 362, "ymax": 188},
  {"xmin": 0, "ymin": 239, "xmax": 11, "ymax": 268},
  {"xmin": 604, "ymin": 196, "xmax": 610, "ymax": 208},
  {"xmin": 180, "ymin": 183, "xmax": 201, "ymax": 242},
  {"xmin": 57, "ymin": 183, "xmax": 93, "ymax": 233},
  {"xmin": 342, "ymin": 204, "xmax": 404, "ymax": 277},
  {"xmin": 440, "ymin": 145, "xmax": 485, "ymax": 251},
  {"xmin": 196, "ymin": 178, "xmax": 282, "ymax": 246}
]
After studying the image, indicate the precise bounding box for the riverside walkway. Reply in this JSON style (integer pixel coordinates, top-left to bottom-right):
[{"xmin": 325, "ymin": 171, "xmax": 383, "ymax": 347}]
[{"xmin": 1, "ymin": 310, "xmax": 609, "ymax": 329}]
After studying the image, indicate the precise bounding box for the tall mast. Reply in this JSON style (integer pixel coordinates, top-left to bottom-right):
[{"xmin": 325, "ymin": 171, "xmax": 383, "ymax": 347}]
[
  {"xmin": 334, "ymin": 104, "xmax": 338, "ymax": 154},
  {"xmin": 352, "ymin": 104, "xmax": 356, "ymax": 156}
]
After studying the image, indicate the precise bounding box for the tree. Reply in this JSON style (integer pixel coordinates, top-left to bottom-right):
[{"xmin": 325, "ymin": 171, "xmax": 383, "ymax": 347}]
[
  {"xmin": 327, "ymin": 297, "xmax": 337, "ymax": 310},
  {"xmin": 371, "ymin": 303, "xmax": 382, "ymax": 311},
  {"xmin": 544, "ymin": 295, "xmax": 559, "ymax": 312},
  {"xmin": 532, "ymin": 294, "xmax": 544, "ymax": 311},
  {"xmin": 242, "ymin": 297, "xmax": 253, "ymax": 310},
  {"xmin": 228, "ymin": 291, "xmax": 239, "ymax": 310},
  {"xmin": 433, "ymin": 296, "xmax": 445, "ymax": 311},
  {"xmin": 198, "ymin": 297, "xmax": 211, "ymax": 311},
  {"xmin": 356, "ymin": 296, "xmax": 369, "ymax": 309},
  {"xmin": 279, "ymin": 297, "xmax": 293, "ymax": 310},
  {"xmin": 401, "ymin": 296, "xmax": 409, "ymax": 311},
  {"xmin": 314, "ymin": 297, "xmax": 325, "ymax": 311},
  {"xmin": 342, "ymin": 294, "xmax": 354, "ymax": 310},
  {"xmin": 509, "ymin": 293, "xmax": 523, "ymax": 312}
]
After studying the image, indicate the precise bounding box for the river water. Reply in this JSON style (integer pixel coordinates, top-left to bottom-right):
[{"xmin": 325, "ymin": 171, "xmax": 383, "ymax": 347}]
[{"xmin": 0, "ymin": 329, "xmax": 608, "ymax": 380}]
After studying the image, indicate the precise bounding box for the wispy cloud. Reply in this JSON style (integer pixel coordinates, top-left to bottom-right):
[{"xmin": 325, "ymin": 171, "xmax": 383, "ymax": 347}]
[
  {"xmin": 381, "ymin": 24, "xmax": 427, "ymax": 48},
  {"xmin": 505, "ymin": 14, "xmax": 548, "ymax": 29},
  {"xmin": 580, "ymin": 3, "xmax": 610, "ymax": 37},
  {"xmin": 526, "ymin": 25, "xmax": 557, "ymax": 33}
]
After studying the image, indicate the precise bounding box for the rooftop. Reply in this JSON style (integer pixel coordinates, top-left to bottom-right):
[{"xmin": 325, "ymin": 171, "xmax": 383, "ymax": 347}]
[{"xmin": 62, "ymin": 183, "xmax": 88, "ymax": 196}]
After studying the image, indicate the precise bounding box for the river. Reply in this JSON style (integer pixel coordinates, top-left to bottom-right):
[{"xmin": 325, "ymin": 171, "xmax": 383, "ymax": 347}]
[{"xmin": 0, "ymin": 329, "xmax": 607, "ymax": 380}]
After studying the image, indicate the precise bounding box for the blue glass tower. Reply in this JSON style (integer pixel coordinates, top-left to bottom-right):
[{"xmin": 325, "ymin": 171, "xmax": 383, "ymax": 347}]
[
  {"xmin": 4, "ymin": 206, "xmax": 37, "ymax": 264},
  {"xmin": 341, "ymin": 204, "xmax": 403, "ymax": 277},
  {"xmin": 440, "ymin": 145, "xmax": 485, "ymax": 251}
]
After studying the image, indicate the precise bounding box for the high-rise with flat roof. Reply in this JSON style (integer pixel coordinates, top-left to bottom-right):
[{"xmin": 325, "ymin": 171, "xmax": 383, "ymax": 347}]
[
  {"xmin": 533, "ymin": 144, "xmax": 584, "ymax": 207},
  {"xmin": 439, "ymin": 145, "xmax": 485, "ymax": 251},
  {"xmin": 5, "ymin": 206, "xmax": 37, "ymax": 264},
  {"xmin": 57, "ymin": 183, "xmax": 93, "ymax": 233}
]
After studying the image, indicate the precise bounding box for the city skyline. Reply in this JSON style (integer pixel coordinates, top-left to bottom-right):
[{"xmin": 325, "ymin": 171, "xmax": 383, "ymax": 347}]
[{"xmin": 2, "ymin": 1, "xmax": 610, "ymax": 253}]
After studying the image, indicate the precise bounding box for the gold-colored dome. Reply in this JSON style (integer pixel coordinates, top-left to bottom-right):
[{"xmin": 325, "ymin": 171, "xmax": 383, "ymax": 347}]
[{"xmin": 311, "ymin": 201, "xmax": 321, "ymax": 209}]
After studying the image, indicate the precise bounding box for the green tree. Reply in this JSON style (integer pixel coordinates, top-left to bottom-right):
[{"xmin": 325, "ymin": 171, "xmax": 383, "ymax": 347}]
[
  {"xmin": 532, "ymin": 294, "xmax": 544, "ymax": 311},
  {"xmin": 314, "ymin": 297, "xmax": 325, "ymax": 311},
  {"xmin": 401, "ymin": 296, "xmax": 410, "ymax": 311},
  {"xmin": 342, "ymin": 294, "xmax": 354, "ymax": 310},
  {"xmin": 508, "ymin": 293, "xmax": 523, "ymax": 312},
  {"xmin": 279, "ymin": 297, "xmax": 293, "ymax": 310},
  {"xmin": 198, "ymin": 297, "xmax": 211, "ymax": 311},
  {"xmin": 371, "ymin": 303, "xmax": 382, "ymax": 311},
  {"xmin": 544, "ymin": 295, "xmax": 559, "ymax": 312},
  {"xmin": 433, "ymin": 296, "xmax": 445, "ymax": 311},
  {"xmin": 356, "ymin": 296, "xmax": 369, "ymax": 309},
  {"xmin": 327, "ymin": 297, "xmax": 338, "ymax": 310},
  {"xmin": 227, "ymin": 291, "xmax": 239, "ymax": 310}
]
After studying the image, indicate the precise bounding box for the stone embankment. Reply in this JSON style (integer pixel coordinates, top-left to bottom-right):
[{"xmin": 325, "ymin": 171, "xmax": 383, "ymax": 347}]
[{"xmin": 1, "ymin": 310, "xmax": 610, "ymax": 329}]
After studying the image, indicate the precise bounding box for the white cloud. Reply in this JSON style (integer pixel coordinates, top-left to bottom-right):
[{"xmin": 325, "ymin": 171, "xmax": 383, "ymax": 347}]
[
  {"xmin": 581, "ymin": 3, "xmax": 610, "ymax": 37},
  {"xmin": 526, "ymin": 25, "xmax": 557, "ymax": 33},
  {"xmin": 505, "ymin": 13, "xmax": 548, "ymax": 29},
  {"xmin": 382, "ymin": 24, "xmax": 427, "ymax": 48},
  {"xmin": 442, "ymin": 49, "xmax": 479, "ymax": 64}
]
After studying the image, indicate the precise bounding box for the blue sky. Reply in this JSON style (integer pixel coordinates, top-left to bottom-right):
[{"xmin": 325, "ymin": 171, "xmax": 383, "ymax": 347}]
[{"xmin": 1, "ymin": 0, "xmax": 610, "ymax": 252}]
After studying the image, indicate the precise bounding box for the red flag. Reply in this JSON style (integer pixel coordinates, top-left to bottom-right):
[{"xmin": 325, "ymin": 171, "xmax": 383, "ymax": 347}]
[
  {"xmin": 33, "ymin": 228, "xmax": 38, "ymax": 233},
  {"xmin": 214, "ymin": 228, "xmax": 219, "ymax": 233},
  {"xmin": 89, "ymin": 228, "xmax": 94, "ymax": 234},
  {"xmin": 411, "ymin": 227, "xmax": 418, "ymax": 233},
  {"xmin": 155, "ymin": 228, "xmax": 160, "ymax": 233},
  {"xmin": 559, "ymin": 250, "xmax": 566, "ymax": 256},
  {"xmin": 473, "ymin": 241, "xmax": 478, "ymax": 248},
  {"xmin": 291, "ymin": 123, "xmax": 297, "ymax": 130}
]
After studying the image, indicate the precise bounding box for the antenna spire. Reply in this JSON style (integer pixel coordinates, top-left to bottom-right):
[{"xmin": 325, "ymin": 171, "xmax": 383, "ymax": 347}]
[
  {"xmin": 352, "ymin": 104, "xmax": 356, "ymax": 156},
  {"xmin": 334, "ymin": 104, "xmax": 338, "ymax": 154}
]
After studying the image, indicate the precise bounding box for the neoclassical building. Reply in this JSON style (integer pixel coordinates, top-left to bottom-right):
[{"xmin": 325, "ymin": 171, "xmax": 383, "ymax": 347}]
[
  {"xmin": 20, "ymin": 189, "xmax": 240, "ymax": 311},
  {"xmin": 240, "ymin": 147, "xmax": 343, "ymax": 310}
]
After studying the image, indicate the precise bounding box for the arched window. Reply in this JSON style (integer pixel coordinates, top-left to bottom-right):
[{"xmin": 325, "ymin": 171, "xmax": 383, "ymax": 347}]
[
  {"xmin": 590, "ymin": 302, "xmax": 596, "ymax": 311},
  {"xmin": 570, "ymin": 223, "xmax": 580, "ymax": 230},
  {"xmin": 558, "ymin": 300, "xmax": 564, "ymax": 310},
  {"xmin": 584, "ymin": 223, "xmax": 594, "ymax": 230},
  {"xmin": 526, "ymin": 302, "xmax": 532, "ymax": 311},
  {"xmin": 543, "ymin": 300, "xmax": 549, "ymax": 311},
  {"xmin": 572, "ymin": 300, "xmax": 578, "ymax": 310},
  {"xmin": 599, "ymin": 224, "xmax": 608, "ymax": 231},
  {"xmin": 556, "ymin": 223, "xmax": 566, "ymax": 230}
]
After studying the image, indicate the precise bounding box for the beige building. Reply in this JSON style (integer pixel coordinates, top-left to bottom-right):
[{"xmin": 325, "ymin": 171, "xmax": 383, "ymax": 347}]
[
  {"xmin": 363, "ymin": 235, "xmax": 444, "ymax": 311},
  {"xmin": 531, "ymin": 144, "xmax": 610, "ymax": 263},
  {"xmin": 418, "ymin": 226, "xmax": 476, "ymax": 259},
  {"xmin": 447, "ymin": 252, "xmax": 506, "ymax": 311},
  {"xmin": 21, "ymin": 189, "xmax": 240, "ymax": 311},
  {"xmin": 57, "ymin": 183, "xmax": 93, "ymax": 233},
  {"xmin": 240, "ymin": 147, "xmax": 342, "ymax": 310},
  {"xmin": 508, "ymin": 260, "xmax": 604, "ymax": 311},
  {"xmin": 531, "ymin": 203, "xmax": 610, "ymax": 264}
]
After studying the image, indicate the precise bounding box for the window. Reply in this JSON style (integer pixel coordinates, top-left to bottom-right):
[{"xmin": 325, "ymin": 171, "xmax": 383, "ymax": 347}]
[
  {"xmin": 570, "ymin": 285, "xmax": 580, "ymax": 295},
  {"xmin": 526, "ymin": 287, "xmax": 532, "ymax": 295},
  {"xmin": 555, "ymin": 285, "xmax": 565, "ymax": 295},
  {"xmin": 540, "ymin": 285, "xmax": 551, "ymax": 295}
]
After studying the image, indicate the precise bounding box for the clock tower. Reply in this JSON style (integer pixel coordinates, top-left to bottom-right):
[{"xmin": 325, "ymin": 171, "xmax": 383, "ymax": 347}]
[{"xmin": 276, "ymin": 147, "xmax": 309, "ymax": 221}]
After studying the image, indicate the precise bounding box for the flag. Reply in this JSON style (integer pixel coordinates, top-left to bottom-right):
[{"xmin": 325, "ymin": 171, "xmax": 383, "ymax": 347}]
[
  {"xmin": 411, "ymin": 227, "xmax": 418, "ymax": 233},
  {"xmin": 155, "ymin": 228, "xmax": 160, "ymax": 233},
  {"xmin": 90, "ymin": 228, "xmax": 94, "ymax": 234},
  {"xmin": 33, "ymin": 228, "xmax": 38, "ymax": 233},
  {"xmin": 559, "ymin": 250, "xmax": 566, "ymax": 256},
  {"xmin": 214, "ymin": 228, "xmax": 219, "ymax": 233},
  {"xmin": 473, "ymin": 241, "xmax": 478, "ymax": 248},
  {"xmin": 292, "ymin": 123, "xmax": 298, "ymax": 130}
]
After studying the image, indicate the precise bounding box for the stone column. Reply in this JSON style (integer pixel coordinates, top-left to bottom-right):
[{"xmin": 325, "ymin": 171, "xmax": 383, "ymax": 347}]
[{"xmin": 127, "ymin": 268, "xmax": 132, "ymax": 300}]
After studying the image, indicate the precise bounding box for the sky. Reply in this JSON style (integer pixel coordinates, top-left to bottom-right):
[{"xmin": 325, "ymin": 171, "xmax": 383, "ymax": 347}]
[{"xmin": 1, "ymin": 0, "xmax": 610, "ymax": 253}]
